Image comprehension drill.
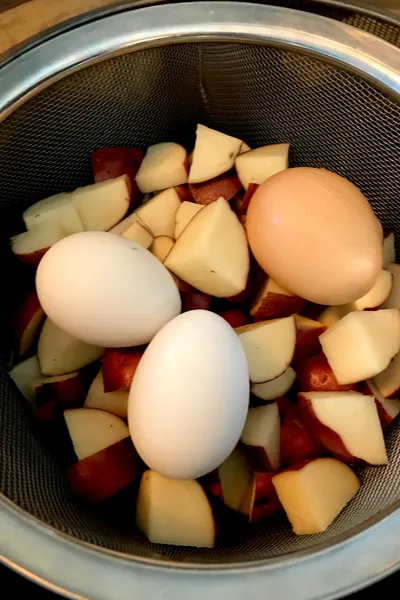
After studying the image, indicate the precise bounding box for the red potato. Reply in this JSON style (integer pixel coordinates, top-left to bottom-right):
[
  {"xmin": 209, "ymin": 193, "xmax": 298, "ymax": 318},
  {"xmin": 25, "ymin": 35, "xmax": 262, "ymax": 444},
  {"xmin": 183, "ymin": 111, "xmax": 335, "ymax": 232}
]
[
  {"xmin": 150, "ymin": 236, "xmax": 175, "ymax": 262},
  {"xmin": 251, "ymin": 367, "xmax": 296, "ymax": 402},
  {"xmin": 298, "ymin": 391, "xmax": 388, "ymax": 465},
  {"xmin": 11, "ymin": 222, "xmax": 67, "ymax": 265},
  {"xmin": 217, "ymin": 308, "xmax": 250, "ymax": 329},
  {"xmin": 12, "ymin": 290, "xmax": 45, "ymax": 357},
  {"xmin": 206, "ymin": 447, "xmax": 252, "ymax": 512},
  {"xmin": 251, "ymin": 277, "xmax": 307, "ymax": 321},
  {"xmin": 175, "ymin": 184, "xmax": 194, "ymax": 203},
  {"xmin": 381, "ymin": 263, "xmax": 400, "ymax": 309},
  {"xmin": 34, "ymin": 372, "xmax": 85, "ymax": 409},
  {"xmin": 272, "ymin": 458, "xmax": 361, "ymax": 535},
  {"xmin": 23, "ymin": 192, "xmax": 83, "ymax": 236},
  {"xmin": 361, "ymin": 380, "xmax": 400, "ymax": 427},
  {"xmin": 240, "ymin": 403, "xmax": 281, "ymax": 471},
  {"xmin": 382, "ymin": 231, "xmax": 395, "ymax": 268},
  {"xmin": 236, "ymin": 317, "xmax": 296, "ymax": 383},
  {"xmin": 135, "ymin": 142, "xmax": 188, "ymax": 193},
  {"xmin": 189, "ymin": 124, "xmax": 242, "ymax": 184},
  {"xmin": 84, "ymin": 371, "xmax": 129, "ymax": 419},
  {"xmin": 189, "ymin": 170, "xmax": 242, "ymax": 205},
  {"xmin": 373, "ymin": 350, "xmax": 400, "ymax": 399},
  {"xmin": 68, "ymin": 437, "xmax": 141, "ymax": 503},
  {"xmin": 91, "ymin": 147, "xmax": 144, "ymax": 208},
  {"xmin": 292, "ymin": 314, "xmax": 326, "ymax": 362},
  {"xmin": 280, "ymin": 402, "xmax": 323, "ymax": 467},
  {"xmin": 102, "ymin": 346, "xmax": 146, "ymax": 392},
  {"xmin": 240, "ymin": 472, "xmax": 282, "ymax": 523},
  {"xmin": 296, "ymin": 354, "xmax": 358, "ymax": 393},
  {"xmin": 174, "ymin": 202, "xmax": 204, "ymax": 239},
  {"xmin": 181, "ymin": 291, "xmax": 212, "ymax": 312},
  {"xmin": 72, "ymin": 175, "xmax": 131, "ymax": 231},
  {"xmin": 136, "ymin": 470, "xmax": 216, "ymax": 547},
  {"xmin": 38, "ymin": 318, "xmax": 104, "ymax": 376},
  {"xmin": 235, "ymin": 143, "xmax": 289, "ymax": 189},
  {"xmin": 238, "ymin": 183, "xmax": 259, "ymax": 215},
  {"xmin": 170, "ymin": 274, "xmax": 197, "ymax": 294},
  {"xmin": 9, "ymin": 355, "xmax": 41, "ymax": 406},
  {"xmin": 319, "ymin": 309, "xmax": 400, "ymax": 384}
]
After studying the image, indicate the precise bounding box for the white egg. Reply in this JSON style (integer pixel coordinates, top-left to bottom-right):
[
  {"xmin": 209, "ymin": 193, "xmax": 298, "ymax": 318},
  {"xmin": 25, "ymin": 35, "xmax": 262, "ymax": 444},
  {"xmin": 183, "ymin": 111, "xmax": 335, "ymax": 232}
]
[
  {"xmin": 36, "ymin": 231, "xmax": 181, "ymax": 347},
  {"xmin": 128, "ymin": 310, "xmax": 250, "ymax": 479}
]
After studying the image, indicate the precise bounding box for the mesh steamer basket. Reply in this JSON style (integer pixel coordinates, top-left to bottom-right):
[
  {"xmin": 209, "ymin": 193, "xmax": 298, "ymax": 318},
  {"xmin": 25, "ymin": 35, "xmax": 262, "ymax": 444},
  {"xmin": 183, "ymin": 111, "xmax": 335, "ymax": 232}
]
[{"xmin": 0, "ymin": 2, "xmax": 400, "ymax": 599}]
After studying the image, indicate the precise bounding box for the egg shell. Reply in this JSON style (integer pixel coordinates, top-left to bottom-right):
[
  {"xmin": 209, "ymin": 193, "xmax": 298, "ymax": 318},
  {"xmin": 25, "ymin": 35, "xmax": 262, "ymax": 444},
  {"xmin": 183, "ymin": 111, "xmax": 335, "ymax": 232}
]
[
  {"xmin": 128, "ymin": 310, "xmax": 250, "ymax": 479},
  {"xmin": 36, "ymin": 231, "xmax": 181, "ymax": 347},
  {"xmin": 246, "ymin": 167, "xmax": 382, "ymax": 305}
]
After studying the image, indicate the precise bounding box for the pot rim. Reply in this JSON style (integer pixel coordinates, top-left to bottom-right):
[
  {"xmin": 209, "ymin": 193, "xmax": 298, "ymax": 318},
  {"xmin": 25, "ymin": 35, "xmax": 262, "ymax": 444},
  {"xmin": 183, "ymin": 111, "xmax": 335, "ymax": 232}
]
[{"xmin": 0, "ymin": 2, "xmax": 399, "ymax": 598}]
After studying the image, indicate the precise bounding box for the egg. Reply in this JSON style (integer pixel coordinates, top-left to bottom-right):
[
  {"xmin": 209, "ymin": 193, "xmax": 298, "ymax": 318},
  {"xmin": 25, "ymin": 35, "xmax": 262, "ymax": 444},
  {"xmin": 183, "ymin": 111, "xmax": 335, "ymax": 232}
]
[
  {"xmin": 128, "ymin": 310, "xmax": 249, "ymax": 479},
  {"xmin": 36, "ymin": 231, "xmax": 181, "ymax": 347},
  {"xmin": 246, "ymin": 167, "xmax": 382, "ymax": 305}
]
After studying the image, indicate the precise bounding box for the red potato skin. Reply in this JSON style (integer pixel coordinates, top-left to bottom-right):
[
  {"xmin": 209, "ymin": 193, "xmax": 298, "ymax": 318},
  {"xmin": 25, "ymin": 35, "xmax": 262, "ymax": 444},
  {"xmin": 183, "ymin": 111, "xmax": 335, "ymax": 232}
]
[
  {"xmin": 68, "ymin": 437, "xmax": 141, "ymax": 503},
  {"xmin": 189, "ymin": 170, "xmax": 242, "ymax": 205},
  {"xmin": 170, "ymin": 274, "xmax": 197, "ymax": 294},
  {"xmin": 249, "ymin": 472, "xmax": 282, "ymax": 523},
  {"xmin": 297, "ymin": 354, "xmax": 358, "ymax": 393},
  {"xmin": 251, "ymin": 292, "xmax": 307, "ymax": 321},
  {"xmin": 12, "ymin": 289, "xmax": 44, "ymax": 356},
  {"xmin": 181, "ymin": 292, "xmax": 212, "ymax": 312},
  {"xmin": 205, "ymin": 469, "xmax": 224, "ymax": 501},
  {"xmin": 102, "ymin": 346, "xmax": 146, "ymax": 392},
  {"xmin": 34, "ymin": 374, "xmax": 85, "ymax": 409},
  {"xmin": 217, "ymin": 308, "xmax": 250, "ymax": 328},
  {"xmin": 91, "ymin": 147, "xmax": 144, "ymax": 208},
  {"xmin": 359, "ymin": 382, "xmax": 397, "ymax": 427},
  {"xmin": 15, "ymin": 247, "xmax": 50, "ymax": 266},
  {"xmin": 280, "ymin": 402, "xmax": 323, "ymax": 467},
  {"xmin": 292, "ymin": 325, "xmax": 326, "ymax": 362},
  {"xmin": 239, "ymin": 183, "xmax": 259, "ymax": 215},
  {"xmin": 175, "ymin": 184, "xmax": 194, "ymax": 203},
  {"xmin": 298, "ymin": 393, "xmax": 362, "ymax": 464},
  {"xmin": 241, "ymin": 444, "xmax": 275, "ymax": 472}
]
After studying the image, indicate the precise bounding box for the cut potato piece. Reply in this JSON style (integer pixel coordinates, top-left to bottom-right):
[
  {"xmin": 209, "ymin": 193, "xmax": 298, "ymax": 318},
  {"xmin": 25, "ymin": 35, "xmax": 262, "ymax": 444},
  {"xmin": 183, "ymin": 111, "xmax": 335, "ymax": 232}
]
[
  {"xmin": 235, "ymin": 143, "xmax": 289, "ymax": 189},
  {"xmin": 9, "ymin": 355, "xmax": 41, "ymax": 405},
  {"xmin": 373, "ymin": 350, "xmax": 400, "ymax": 399},
  {"xmin": 23, "ymin": 192, "xmax": 84, "ymax": 235},
  {"xmin": 11, "ymin": 222, "xmax": 67, "ymax": 265},
  {"xmin": 382, "ymin": 232, "xmax": 395, "ymax": 268},
  {"xmin": 121, "ymin": 220, "xmax": 153, "ymax": 248},
  {"xmin": 165, "ymin": 197, "xmax": 249, "ymax": 297},
  {"xmin": 208, "ymin": 446, "xmax": 252, "ymax": 511},
  {"xmin": 64, "ymin": 407, "xmax": 129, "ymax": 461},
  {"xmin": 251, "ymin": 367, "xmax": 296, "ymax": 402},
  {"xmin": 150, "ymin": 236, "xmax": 175, "ymax": 262},
  {"xmin": 235, "ymin": 317, "xmax": 296, "ymax": 383},
  {"xmin": 240, "ymin": 403, "xmax": 281, "ymax": 471},
  {"xmin": 251, "ymin": 277, "xmax": 306, "ymax": 320},
  {"xmin": 189, "ymin": 124, "xmax": 242, "ymax": 184},
  {"xmin": 363, "ymin": 379, "xmax": 400, "ymax": 427},
  {"xmin": 134, "ymin": 188, "xmax": 181, "ymax": 238},
  {"xmin": 272, "ymin": 458, "xmax": 360, "ymax": 535},
  {"xmin": 298, "ymin": 391, "xmax": 388, "ymax": 465},
  {"xmin": 174, "ymin": 201, "xmax": 204, "ymax": 239},
  {"xmin": 12, "ymin": 290, "xmax": 44, "ymax": 358},
  {"xmin": 319, "ymin": 309, "xmax": 400, "ymax": 384},
  {"xmin": 136, "ymin": 470, "xmax": 215, "ymax": 547},
  {"xmin": 72, "ymin": 175, "xmax": 130, "ymax": 231},
  {"xmin": 38, "ymin": 318, "xmax": 104, "ymax": 376},
  {"xmin": 135, "ymin": 142, "xmax": 188, "ymax": 193},
  {"xmin": 381, "ymin": 263, "xmax": 400, "ymax": 309},
  {"xmin": 343, "ymin": 269, "xmax": 393, "ymax": 311},
  {"xmin": 84, "ymin": 371, "xmax": 129, "ymax": 419},
  {"xmin": 293, "ymin": 314, "xmax": 326, "ymax": 362}
]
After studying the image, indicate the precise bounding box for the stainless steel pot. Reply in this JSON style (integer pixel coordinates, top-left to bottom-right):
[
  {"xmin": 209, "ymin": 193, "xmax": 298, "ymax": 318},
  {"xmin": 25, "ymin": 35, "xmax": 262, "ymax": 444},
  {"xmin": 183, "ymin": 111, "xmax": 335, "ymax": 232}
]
[{"xmin": 0, "ymin": 2, "xmax": 399, "ymax": 599}]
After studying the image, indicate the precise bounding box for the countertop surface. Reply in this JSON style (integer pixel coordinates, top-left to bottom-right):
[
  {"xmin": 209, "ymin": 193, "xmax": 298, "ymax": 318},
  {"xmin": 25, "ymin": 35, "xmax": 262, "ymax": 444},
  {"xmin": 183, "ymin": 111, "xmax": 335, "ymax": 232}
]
[{"xmin": 0, "ymin": 0, "xmax": 399, "ymax": 598}]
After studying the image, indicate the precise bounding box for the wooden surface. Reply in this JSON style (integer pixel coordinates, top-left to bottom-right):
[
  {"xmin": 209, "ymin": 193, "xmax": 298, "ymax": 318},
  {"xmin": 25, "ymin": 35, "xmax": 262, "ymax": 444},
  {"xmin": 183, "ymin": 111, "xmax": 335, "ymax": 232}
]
[{"xmin": 0, "ymin": 0, "xmax": 399, "ymax": 56}]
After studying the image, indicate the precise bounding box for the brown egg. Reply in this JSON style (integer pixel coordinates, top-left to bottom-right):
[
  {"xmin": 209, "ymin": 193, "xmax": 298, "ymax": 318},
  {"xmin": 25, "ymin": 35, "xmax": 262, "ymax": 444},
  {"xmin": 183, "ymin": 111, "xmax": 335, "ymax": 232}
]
[{"xmin": 246, "ymin": 168, "xmax": 382, "ymax": 305}]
